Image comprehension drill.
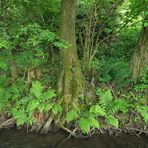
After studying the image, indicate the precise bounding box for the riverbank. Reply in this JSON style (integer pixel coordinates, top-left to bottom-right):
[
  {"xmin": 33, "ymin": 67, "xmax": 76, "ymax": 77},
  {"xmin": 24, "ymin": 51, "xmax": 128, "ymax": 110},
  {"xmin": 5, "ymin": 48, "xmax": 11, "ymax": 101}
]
[
  {"xmin": 0, "ymin": 118, "xmax": 148, "ymax": 139},
  {"xmin": 0, "ymin": 128, "xmax": 148, "ymax": 148},
  {"xmin": 0, "ymin": 115, "xmax": 148, "ymax": 139}
]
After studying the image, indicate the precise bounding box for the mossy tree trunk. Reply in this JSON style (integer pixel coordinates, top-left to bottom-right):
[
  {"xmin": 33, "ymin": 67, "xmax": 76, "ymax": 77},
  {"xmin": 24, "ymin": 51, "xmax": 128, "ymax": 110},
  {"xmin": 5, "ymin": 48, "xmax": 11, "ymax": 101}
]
[
  {"xmin": 58, "ymin": 0, "xmax": 84, "ymax": 114},
  {"xmin": 39, "ymin": 0, "xmax": 84, "ymax": 134},
  {"xmin": 131, "ymin": 26, "xmax": 148, "ymax": 80}
]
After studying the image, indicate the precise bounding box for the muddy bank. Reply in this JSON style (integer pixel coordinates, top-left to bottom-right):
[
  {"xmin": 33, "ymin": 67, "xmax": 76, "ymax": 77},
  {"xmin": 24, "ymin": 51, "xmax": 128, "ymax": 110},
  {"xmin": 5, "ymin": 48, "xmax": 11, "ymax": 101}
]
[{"xmin": 0, "ymin": 129, "xmax": 148, "ymax": 148}]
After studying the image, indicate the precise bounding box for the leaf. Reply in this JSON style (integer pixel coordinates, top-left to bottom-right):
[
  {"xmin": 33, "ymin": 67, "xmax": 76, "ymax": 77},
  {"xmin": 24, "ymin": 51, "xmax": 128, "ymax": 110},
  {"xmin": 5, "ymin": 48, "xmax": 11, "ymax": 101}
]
[
  {"xmin": 137, "ymin": 106, "xmax": 148, "ymax": 123},
  {"xmin": 88, "ymin": 117, "xmax": 100, "ymax": 129},
  {"xmin": 40, "ymin": 30, "xmax": 56, "ymax": 42},
  {"xmin": 66, "ymin": 110, "xmax": 79, "ymax": 122},
  {"xmin": 113, "ymin": 99, "xmax": 129, "ymax": 113},
  {"xmin": 30, "ymin": 81, "xmax": 43, "ymax": 99},
  {"xmin": 106, "ymin": 116, "xmax": 119, "ymax": 128},
  {"xmin": 79, "ymin": 117, "xmax": 100, "ymax": 134},
  {"xmin": 79, "ymin": 118, "xmax": 90, "ymax": 134},
  {"xmin": 53, "ymin": 41, "xmax": 68, "ymax": 49},
  {"xmin": 52, "ymin": 104, "xmax": 63, "ymax": 115},
  {"xmin": 12, "ymin": 109, "xmax": 27, "ymax": 126},
  {"xmin": 42, "ymin": 89, "xmax": 56, "ymax": 101},
  {"xmin": 99, "ymin": 89, "xmax": 113, "ymax": 106},
  {"xmin": 38, "ymin": 103, "xmax": 53, "ymax": 112},
  {"xmin": 0, "ymin": 61, "xmax": 8, "ymax": 71},
  {"xmin": 27, "ymin": 99, "xmax": 40, "ymax": 112},
  {"xmin": 0, "ymin": 38, "xmax": 10, "ymax": 49},
  {"xmin": 89, "ymin": 105, "xmax": 106, "ymax": 116}
]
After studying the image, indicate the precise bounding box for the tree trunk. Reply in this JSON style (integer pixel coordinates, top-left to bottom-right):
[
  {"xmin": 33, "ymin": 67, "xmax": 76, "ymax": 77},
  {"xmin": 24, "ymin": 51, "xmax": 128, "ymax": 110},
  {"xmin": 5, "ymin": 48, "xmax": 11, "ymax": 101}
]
[
  {"xmin": 39, "ymin": 0, "xmax": 84, "ymax": 134},
  {"xmin": 131, "ymin": 26, "xmax": 148, "ymax": 80},
  {"xmin": 58, "ymin": 0, "xmax": 84, "ymax": 114}
]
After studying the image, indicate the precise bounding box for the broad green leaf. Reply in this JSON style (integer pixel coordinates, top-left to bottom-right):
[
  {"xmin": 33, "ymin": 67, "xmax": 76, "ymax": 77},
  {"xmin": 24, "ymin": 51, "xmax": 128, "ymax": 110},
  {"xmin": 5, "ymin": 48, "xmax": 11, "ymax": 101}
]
[
  {"xmin": 99, "ymin": 89, "xmax": 113, "ymax": 106},
  {"xmin": 27, "ymin": 99, "xmax": 40, "ymax": 112},
  {"xmin": 137, "ymin": 106, "xmax": 148, "ymax": 123},
  {"xmin": 12, "ymin": 109, "xmax": 27, "ymax": 126},
  {"xmin": 79, "ymin": 118, "xmax": 90, "ymax": 134},
  {"xmin": 42, "ymin": 89, "xmax": 56, "ymax": 100},
  {"xmin": 89, "ymin": 105, "xmax": 106, "ymax": 116},
  {"xmin": 38, "ymin": 103, "xmax": 53, "ymax": 112},
  {"xmin": 88, "ymin": 117, "xmax": 100, "ymax": 129},
  {"xmin": 66, "ymin": 110, "xmax": 79, "ymax": 122},
  {"xmin": 106, "ymin": 116, "xmax": 119, "ymax": 128},
  {"xmin": 30, "ymin": 81, "xmax": 43, "ymax": 99},
  {"xmin": 52, "ymin": 104, "xmax": 63, "ymax": 115}
]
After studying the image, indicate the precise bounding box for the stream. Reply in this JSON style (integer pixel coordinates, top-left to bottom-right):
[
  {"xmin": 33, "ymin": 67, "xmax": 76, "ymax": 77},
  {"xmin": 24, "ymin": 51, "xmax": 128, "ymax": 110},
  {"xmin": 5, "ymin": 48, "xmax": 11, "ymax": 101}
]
[{"xmin": 0, "ymin": 129, "xmax": 148, "ymax": 148}]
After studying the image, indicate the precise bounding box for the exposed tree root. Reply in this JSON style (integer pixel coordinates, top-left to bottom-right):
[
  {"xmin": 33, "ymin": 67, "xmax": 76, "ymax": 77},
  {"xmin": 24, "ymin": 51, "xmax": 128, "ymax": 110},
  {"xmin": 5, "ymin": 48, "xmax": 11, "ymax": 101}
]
[
  {"xmin": 59, "ymin": 121, "xmax": 78, "ymax": 138},
  {"xmin": 0, "ymin": 118, "xmax": 14, "ymax": 129},
  {"xmin": 39, "ymin": 114, "xmax": 54, "ymax": 134}
]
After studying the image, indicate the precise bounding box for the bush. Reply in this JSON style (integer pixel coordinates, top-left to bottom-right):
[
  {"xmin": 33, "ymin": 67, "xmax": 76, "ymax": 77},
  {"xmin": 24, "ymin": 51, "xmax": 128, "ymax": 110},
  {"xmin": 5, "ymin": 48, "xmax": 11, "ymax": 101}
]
[{"xmin": 91, "ymin": 58, "xmax": 132, "ymax": 89}]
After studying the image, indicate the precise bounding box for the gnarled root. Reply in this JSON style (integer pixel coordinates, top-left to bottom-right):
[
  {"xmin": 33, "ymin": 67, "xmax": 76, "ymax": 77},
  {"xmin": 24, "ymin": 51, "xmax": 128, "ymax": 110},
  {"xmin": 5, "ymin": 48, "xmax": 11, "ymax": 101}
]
[
  {"xmin": 0, "ymin": 118, "xmax": 14, "ymax": 129},
  {"xmin": 39, "ymin": 113, "xmax": 54, "ymax": 134}
]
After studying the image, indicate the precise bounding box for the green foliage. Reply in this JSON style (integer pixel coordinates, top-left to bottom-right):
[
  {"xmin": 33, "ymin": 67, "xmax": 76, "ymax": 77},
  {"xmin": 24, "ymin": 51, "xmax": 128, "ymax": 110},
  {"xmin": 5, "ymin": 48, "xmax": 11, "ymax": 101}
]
[
  {"xmin": 76, "ymin": 86, "xmax": 147, "ymax": 133},
  {"xmin": 129, "ymin": 0, "xmax": 148, "ymax": 21},
  {"xmin": 12, "ymin": 109, "xmax": 27, "ymax": 126},
  {"xmin": 134, "ymin": 67, "xmax": 148, "ymax": 92},
  {"xmin": 113, "ymin": 99, "xmax": 129, "ymax": 113},
  {"xmin": 13, "ymin": 23, "xmax": 66, "ymax": 69},
  {"xmin": 89, "ymin": 105, "xmax": 106, "ymax": 117},
  {"xmin": 66, "ymin": 109, "xmax": 79, "ymax": 122},
  {"xmin": 0, "ymin": 0, "xmax": 147, "ymax": 135},
  {"xmin": 4, "ymin": 81, "xmax": 57, "ymax": 126},
  {"xmin": 112, "ymin": 28, "xmax": 140, "ymax": 61},
  {"xmin": 79, "ymin": 117, "xmax": 100, "ymax": 134},
  {"xmin": 106, "ymin": 115, "xmax": 119, "ymax": 128},
  {"xmin": 52, "ymin": 104, "xmax": 63, "ymax": 115},
  {"xmin": 99, "ymin": 89, "xmax": 112, "ymax": 106},
  {"xmin": 99, "ymin": 59, "xmax": 132, "ymax": 89},
  {"xmin": 137, "ymin": 106, "xmax": 148, "ymax": 123},
  {"xmin": 0, "ymin": 38, "xmax": 10, "ymax": 49},
  {"xmin": 0, "ymin": 88, "xmax": 10, "ymax": 112}
]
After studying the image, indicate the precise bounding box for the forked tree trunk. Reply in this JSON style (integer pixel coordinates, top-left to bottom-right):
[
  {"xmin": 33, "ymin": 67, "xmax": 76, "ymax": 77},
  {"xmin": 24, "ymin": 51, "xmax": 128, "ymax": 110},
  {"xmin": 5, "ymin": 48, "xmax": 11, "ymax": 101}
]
[
  {"xmin": 58, "ymin": 0, "xmax": 84, "ymax": 114},
  {"xmin": 131, "ymin": 26, "xmax": 148, "ymax": 80}
]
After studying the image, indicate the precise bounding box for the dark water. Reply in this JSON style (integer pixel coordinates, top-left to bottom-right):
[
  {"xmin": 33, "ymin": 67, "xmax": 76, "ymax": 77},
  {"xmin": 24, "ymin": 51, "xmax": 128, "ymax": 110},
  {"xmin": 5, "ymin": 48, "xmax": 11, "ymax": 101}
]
[{"xmin": 0, "ymin": 129, "xmax": 148, "ymax": 148}]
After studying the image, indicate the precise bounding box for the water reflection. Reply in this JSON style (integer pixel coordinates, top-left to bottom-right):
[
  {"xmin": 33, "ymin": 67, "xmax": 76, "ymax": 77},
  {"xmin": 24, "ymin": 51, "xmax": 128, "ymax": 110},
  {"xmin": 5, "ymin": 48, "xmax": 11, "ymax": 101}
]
[{"xmin": 0, "ymin": 129, "xmax": 147, "ymax": 148}]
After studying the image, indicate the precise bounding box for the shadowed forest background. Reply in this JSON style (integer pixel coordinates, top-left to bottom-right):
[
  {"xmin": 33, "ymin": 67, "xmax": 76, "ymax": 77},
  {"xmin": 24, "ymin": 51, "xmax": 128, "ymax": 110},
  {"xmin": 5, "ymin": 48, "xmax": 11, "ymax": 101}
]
[{"xmin": 0, "ymin": 0, "xmax": 147, "ymax": 136}]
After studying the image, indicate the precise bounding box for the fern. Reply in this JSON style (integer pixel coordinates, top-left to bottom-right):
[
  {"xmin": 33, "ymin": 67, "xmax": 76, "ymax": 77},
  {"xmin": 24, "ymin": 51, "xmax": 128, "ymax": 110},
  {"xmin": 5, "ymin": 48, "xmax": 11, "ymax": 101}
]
[
  {"xmin": 137, "ymin": 106, "xmax": 148, "ymax": 123},
  {"xmin": 99, "ymin": 89, "xmax": 113, "ymax": 107},
  {"xmin": 106, "ymin": 115, "xmax": 119, "ymax": 128},
  {"xmin": 30, "ymin": 81, "xmax": 43, "ymax": 99},
  {"xmin": 79, "ymin": 117, "xmax": 100, "ymax": 134},
  {"xmin": 66, "ymin": 110, "xmax": 79, "ymax": 122},
  {"xmin": 89, "ymin": 104, "xmax": 106, "ymax": 117},
  {"xmin": 12, "ymin": 109, "xmax": 27, "ymax": 126},
  {"xmin": 112, "ymin": 99, "xmax": 129, "ymax": 113},
  {"xmin": 52, "ymin": 104, "xmax": 63, "ymax": 115}
]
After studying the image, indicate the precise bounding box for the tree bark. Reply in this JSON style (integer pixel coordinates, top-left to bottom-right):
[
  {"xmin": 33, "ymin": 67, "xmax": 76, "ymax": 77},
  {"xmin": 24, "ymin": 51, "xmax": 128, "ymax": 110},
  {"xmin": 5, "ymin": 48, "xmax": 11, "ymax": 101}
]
[
  {"xmin": 58, "ymin": 0, "xmax": 84, "ymax": 114},
  {"xmin": 131, "ymin": 26, "xmax": 148, "ymax": 80}
]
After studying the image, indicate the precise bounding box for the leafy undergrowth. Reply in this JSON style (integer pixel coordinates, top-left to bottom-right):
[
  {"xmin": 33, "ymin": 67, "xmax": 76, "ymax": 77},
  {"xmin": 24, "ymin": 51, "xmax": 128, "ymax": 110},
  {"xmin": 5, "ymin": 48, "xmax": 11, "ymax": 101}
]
[{"xmin": 0, "ymin": 80, "xmax": 147, "ymax": 136}]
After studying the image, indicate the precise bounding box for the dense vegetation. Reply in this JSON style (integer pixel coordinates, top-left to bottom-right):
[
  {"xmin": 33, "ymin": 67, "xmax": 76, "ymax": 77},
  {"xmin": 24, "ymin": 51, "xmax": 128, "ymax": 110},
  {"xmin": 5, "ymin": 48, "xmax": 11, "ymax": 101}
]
[{"xmin": 0, "ymin": 0, "xmax": 147, "ymax": 136}]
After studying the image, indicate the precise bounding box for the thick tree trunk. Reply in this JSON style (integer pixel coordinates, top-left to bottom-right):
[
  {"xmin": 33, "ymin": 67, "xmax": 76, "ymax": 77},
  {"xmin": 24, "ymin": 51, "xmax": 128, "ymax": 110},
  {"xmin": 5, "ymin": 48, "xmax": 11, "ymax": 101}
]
[
  {"xmin": 58, "ymin": 0, "xmax": 84, "ymax": 113},
  {"xmin": 131, "ymin": 26, "xmax": 148, "ymax": 80},
  {"xmin": 40, "ymin": 0, "xmax": 84, "ymax": 134}
]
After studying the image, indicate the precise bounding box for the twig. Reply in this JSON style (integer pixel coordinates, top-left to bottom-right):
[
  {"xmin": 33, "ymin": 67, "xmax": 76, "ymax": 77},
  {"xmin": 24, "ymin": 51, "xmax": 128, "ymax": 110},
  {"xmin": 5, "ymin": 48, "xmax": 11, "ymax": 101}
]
[{"xmin": 107, "ymin": 82, "xmax": 118, "ymax": 100}]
